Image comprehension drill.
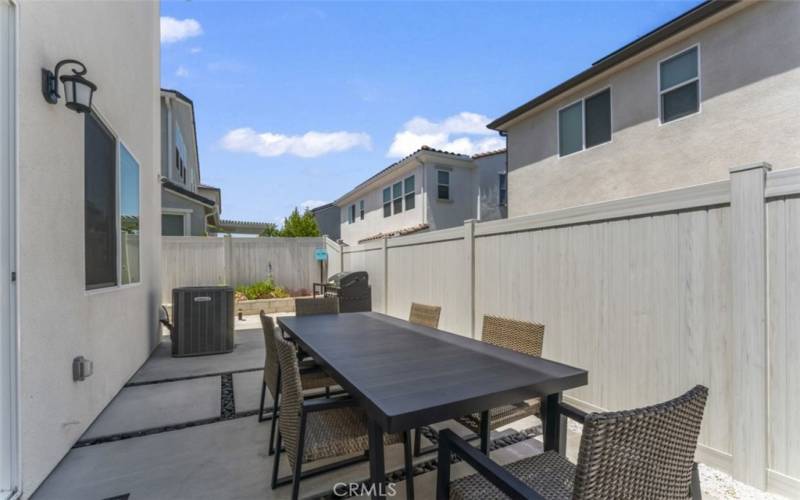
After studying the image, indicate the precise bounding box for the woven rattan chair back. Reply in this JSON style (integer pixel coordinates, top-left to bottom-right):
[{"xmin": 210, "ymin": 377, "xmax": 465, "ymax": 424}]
[
  {"xmin": 259, "ymin": 311, "xmax": 279, "ymax": 398},
  {"xmin": 409, "ymin": 303, "xmax": 442, "ymax": 329},
  {"xmin": 573, "ymin": 385, "xmax": 708, "ymax": 499},
  {"xmin": 273, "ymin": 331, "xmax": 305, "ymax": 470},
  {"xmin": 295, "ymin": 297, "xmax": 339, "ymax": 316},
  {"xmin": 481, "ymin": 315, "xmax": 545, "ymax": 357}
]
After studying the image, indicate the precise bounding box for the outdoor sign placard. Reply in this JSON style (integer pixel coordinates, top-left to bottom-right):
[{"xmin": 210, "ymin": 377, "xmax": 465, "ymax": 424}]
[{"xmin": 314, "ymin": 248, "xmax": 328, "ymax": 261}]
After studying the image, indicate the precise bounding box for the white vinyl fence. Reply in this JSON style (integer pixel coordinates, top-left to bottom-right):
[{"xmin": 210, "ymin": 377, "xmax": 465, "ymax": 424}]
[
  {"xmin": 342, "ymin": 164, "xmax": 800, "ymax": 497},
  {"xmin": 161, "ymin": 236, "xmax": 340, "ymax": 303}
]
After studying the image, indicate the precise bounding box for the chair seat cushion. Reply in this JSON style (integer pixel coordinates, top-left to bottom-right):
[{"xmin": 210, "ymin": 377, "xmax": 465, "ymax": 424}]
[
  {"xmin": 450, "ymin": 451, "xmax": 575, "ymax": 500},
  {"xmin": 300, "ymin": 369, "xmax": 337, "ymax": 391},
  {"xmin": 463, "ymin": 400, "xmax": 541, "ymax": 433},
  {"xmin": 303, "ymin": 407, "xmax": 403, "ymax": 463}
]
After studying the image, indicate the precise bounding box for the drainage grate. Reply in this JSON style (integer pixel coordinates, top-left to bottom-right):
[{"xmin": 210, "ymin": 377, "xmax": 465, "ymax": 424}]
[
  {"xmin": 221, "ymin": 373, "xmax": 236, "ymax": 418},
  {"xmin": 102, "ymin": 495, "xmax": 130, "ymax": 500}
]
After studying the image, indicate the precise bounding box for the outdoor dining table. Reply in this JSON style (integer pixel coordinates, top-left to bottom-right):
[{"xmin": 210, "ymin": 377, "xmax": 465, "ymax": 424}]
[{"xmin": 278, "ymin": 311, "xmax": 588, "ymax": 500}]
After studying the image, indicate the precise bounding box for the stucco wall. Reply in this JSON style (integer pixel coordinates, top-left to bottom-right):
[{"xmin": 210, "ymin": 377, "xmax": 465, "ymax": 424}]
[
  {"xmin": 506, "ymin": 1, "xmax": 800, "ymax": 217},
  {"xmin": 18, "ymin": 1, "xmax": 160, "ymax": 496},
  {"xmin": 475, "ymin": 153, "xmax": 507, "ymax": 222},
  {"xmin": 424, "ymin": 161, "xmax": 477, "ymax": 231},
  {"xmin": 312, "ymin": 205, "xmax": 341, "ymax": 240},
  {"xmin": 162, "ymin": 190, "xmax": 208, "ymax": 236},
  {"xmin": 339, "ymin": 162, "xmax": 425, "ymax": 245}
]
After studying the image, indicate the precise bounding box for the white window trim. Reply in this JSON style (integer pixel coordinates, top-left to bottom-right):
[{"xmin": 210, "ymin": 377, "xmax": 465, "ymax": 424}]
[
  {"xmin": 382, "ymin": 186, "xmax": 392, "ymax": 218},
  {"xmin": 84, "ymin": 108, "xmax": 143, "ymax": 295},
  {"xmin": 162, "ymin": 208, "xmax": 192, "ymax": 236},
  {"xmin": 2, "ymin": 1, "xmax": 20, "ymax": 496},
  {"xmin": 557, "ymin": 86, "xmax": 613, "ymax": 159},
  {"xmin": 403, "ymin": 175, "xmax": 415, "ymax": 210},
  {"xmin": 436, "ymin": 169, "xmax": 451, "ymax": 201},
  {"xmin": 391, "ymin": 180, "xmax": 403, "ymax": 214},
  {"xmin": 657, "ymin": 43, "xmax": 701, "ymax": 126},
  {"xmin": 118, "ymin": 140, "xmax": 142, "ymax": 288}
]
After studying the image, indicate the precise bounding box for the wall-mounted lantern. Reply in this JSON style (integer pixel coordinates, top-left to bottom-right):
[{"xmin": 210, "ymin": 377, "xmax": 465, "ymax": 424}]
[{"xmin": 41, "ymin": 59, "xmax": 97, "ymax": 113}]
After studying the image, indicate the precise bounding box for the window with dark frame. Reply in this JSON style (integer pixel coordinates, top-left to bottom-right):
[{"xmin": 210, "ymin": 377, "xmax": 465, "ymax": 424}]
[
  {"xmin": 392, "ymin": 181, "xmax": 403, "ymax": 214},
  {"xmin": 383, "ymin": 187, "xmax": 391, "ymax": 217},
  {"xmin": 162, "ymin": 213, "xmax": 186, "ymax": 236},
  {"xmin": 659, "ymin": 46, "xmax": 699, "ymax": 124},
  {"xmin": 558, "ymin": 88, "xmax": 612, "ymax": 157},
  {"xmin": 437, "ymin": 169, "xmax": 450, "ymax": 200},
  {"xmin": 499, "ymin": 172, "xmax": 507, "ymax": 206},
  {"xmin": 404, "ymin": 175, "xmax": 415, "ymax": 210},
  {"xmin": 85, "ymin": 113, "xmax": 118, "ymax": 289},
  {"xmin": 348, "ymin": 204, "xmax": 356, "ymax": 224},
  {"xmin": 359, "ymin": 199, "xmax": 365, "ymax": 220}
]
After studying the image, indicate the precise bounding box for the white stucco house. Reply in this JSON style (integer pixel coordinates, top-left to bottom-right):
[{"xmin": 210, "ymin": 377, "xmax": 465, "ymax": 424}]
[
  {"xmin": 336, "ymin": 147, "xmax": 507, "ymax": 245},
  {"xmin": 489, "ymin": 0, "xmax": 800, "ymax": 217},
  {"xmin": 1, "ymin": 1, "xmax": 161, "ymax": 497}
]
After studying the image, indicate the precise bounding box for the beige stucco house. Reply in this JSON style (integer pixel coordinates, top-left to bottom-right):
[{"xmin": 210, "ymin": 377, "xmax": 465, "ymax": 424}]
[
  {"xmin": 2, "ymin": 1, "xmax": 161, "ymax": 497},
  {"xmin": 489, "ymin": 0, "xmax": 800, "ymax": 217},
  {"xmin": 335, "ymin": 147, "xmax": 507, "ymax": 245}
]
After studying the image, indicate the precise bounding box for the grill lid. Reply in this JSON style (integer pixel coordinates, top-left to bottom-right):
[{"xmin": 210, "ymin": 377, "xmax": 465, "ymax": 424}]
[{"xmin": 327, "ymin": 271, "xmax": 368, "ymax": 288}]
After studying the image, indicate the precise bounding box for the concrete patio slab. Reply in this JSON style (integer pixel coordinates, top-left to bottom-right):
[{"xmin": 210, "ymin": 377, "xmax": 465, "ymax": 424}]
[
  {"xmin": 233, "ymin": 369, "xmax": 271, "ymax": 413},
  {"xmin": 129, "ymin": 329, "xmax": 265, "ymax": 383},
  {"xmin": 81, "ymin": 376, "xmax": 222, "ymax": 440},
  {"xmin": 31, "ymin": 415, "xmax": 421, "ymax": 500}
]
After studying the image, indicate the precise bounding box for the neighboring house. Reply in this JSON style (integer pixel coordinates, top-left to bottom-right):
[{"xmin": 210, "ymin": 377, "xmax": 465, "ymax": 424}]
[
  {"xmin": 489, "ymin": 0, "xmax": 800, "ymax": 218},
  {"xmin": 335, "ymin": 146, "xmax": 507, "ymax": 245},
  {"xmin": 160, "ymin": 89, "xmax": 217, "ymax": 236},
  {"xmin": 160, "ymin": 89, "xmax": 270, "ymax": 236},
  {"xmin": 311, "ymin": 203, "xmax": 341, "ymax": 240},
  {"xmin": 2, "ymin": 1, "xmax": 161, "ymax": 497}
]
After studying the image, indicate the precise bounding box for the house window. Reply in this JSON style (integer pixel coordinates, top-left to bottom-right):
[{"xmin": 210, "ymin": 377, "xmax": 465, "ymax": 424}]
[
  {"xmin": 404, "ymin": 176, "xmax": 415, "ymax": 210},
  {"xmin": 392, "ymin": 181, "xmax": 403, "ymax": 214},
  {"xmin": 85, "ymin": 113, "xmax": 118, "ymax": 289},
  {"xmin": 437, "ymin": 169, "xmax": 450, "ymax": 200},
  {"xmin": 558, "ymin": 88, "xmax": 611, "ymax": 157},
  {"xmin": 348, "ymin": 204, "xmax": 356, "ymax": 224},
  {"xmin": 162, "ymin": 213, "xmax": 187, "ymax": 236},
  {"xmin": 659, "ymin": 46, "xmax": 699, "ymax": 124},
  {"xmin": 359, "ymin": 199, "xmax": 365, "ymax": 220},
  {"xmin": 383, "ymin": 187, "xmax": 391, "ymax": 218},
  {"xmin": 499, "ymin": 173, "xmax": 507, "ymax": 206},
  {"xmin": 119, "ymin": 144, "xmax": 140, "ymax": 285}
]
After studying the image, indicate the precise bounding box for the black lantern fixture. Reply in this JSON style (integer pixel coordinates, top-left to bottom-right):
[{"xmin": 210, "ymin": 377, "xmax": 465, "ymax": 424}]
[{"xmin": 41, "ymin": 59, "xmax": 97, "ymax": 113}]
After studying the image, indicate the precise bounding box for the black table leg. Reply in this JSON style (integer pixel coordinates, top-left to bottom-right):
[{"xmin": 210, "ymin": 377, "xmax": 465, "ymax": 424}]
[
  {"xmin": 542, "ymin": 392, "xmax": 567, "ymax": 454},
  {"xmin": 479, "ymin": 410, "xmax": 490, "ymax": 455},
  {"xmin": 367, "ymin": 417, "xmax": 386, "ymax": 500}
]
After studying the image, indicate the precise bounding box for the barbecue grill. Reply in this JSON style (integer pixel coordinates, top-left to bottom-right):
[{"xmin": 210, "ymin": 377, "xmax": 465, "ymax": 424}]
[{"xmin": 317, "ymin": 271, "xmax": 371, "ymax": 313}]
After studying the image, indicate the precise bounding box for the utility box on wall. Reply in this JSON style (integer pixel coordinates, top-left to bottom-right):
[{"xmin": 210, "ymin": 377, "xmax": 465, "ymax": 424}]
[{"xmin": 171, "ymin": 286, "xmax": 234, "ymax": 357}]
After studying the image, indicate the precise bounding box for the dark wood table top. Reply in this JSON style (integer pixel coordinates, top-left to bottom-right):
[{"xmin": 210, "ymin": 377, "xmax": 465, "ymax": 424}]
[{"xmin": 278, "ymin": 312, "xmax": 588, "ymax": 433}]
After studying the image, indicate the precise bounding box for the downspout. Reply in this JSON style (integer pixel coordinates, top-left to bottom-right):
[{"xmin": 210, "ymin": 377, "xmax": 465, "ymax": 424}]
[{"xmin": 414, "ymin": 157, "xmax": 426, "ymax": 226}]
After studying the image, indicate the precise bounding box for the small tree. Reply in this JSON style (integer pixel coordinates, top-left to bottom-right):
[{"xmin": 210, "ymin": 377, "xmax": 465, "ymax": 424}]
[
  {"xmin": 259, "ymin": 223, "xmax": 281, "ymax": 237},
  {"xmin": 280, "ymin": 208, "xmax": 321, "ymax": 237}
]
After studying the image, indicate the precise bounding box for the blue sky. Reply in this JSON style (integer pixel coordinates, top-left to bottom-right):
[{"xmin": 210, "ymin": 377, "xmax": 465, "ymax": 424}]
[{"xmin": 160, "ymin": 0, "xmax": 702, "ymax": 225}]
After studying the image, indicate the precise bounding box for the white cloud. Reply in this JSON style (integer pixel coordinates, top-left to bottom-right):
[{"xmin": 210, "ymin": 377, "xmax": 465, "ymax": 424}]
[
  {"xmin": 299, "ymin": 200, "xmax": 327, "ymax": 211},
  {"xmin": 190, "ymin": 47, "xmax": 203, "ymax": 54},
  {"xmin": 161, "ymin": 17, "xmax": 203, "ymax": 44},
  {"xmin": 175, "ymin": 65, "xmax": 189, "ymax": 78},
  {"xmin": 220, "ymin": 128, "xmax": 372, "ymax": 158},
  {"xmin": 387, "ymin": 112, "xmax": 503, "ymax": 158}
]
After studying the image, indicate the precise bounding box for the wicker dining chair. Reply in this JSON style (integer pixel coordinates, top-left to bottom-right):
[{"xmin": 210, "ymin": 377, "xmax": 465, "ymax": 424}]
[
  {"xmin": 414, "ymin": 315, "xmax": 545, "ymax": 457},
  {"xmin": 437, "ymin": 385, "xmax": 709, "ymax": 500},
  {"xmin": 295, "ymin": 296, "xmax": 339, "ymax": 316},
  {"xmin": 409, "ymin": 302, "xmax": 442, "ymax": 328},
  {"xmin": 270, "ymin": 330, "xmax": 416, "ymax": 500},
  {"xmin": 258, "ymin": 312, "xmax": 338, "ymax": 456}
]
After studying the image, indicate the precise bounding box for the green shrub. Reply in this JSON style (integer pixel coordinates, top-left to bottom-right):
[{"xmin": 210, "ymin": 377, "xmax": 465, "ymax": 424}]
[{"xmin": 235, "ymin": 279, "xmax": 290, "ymax": 300}]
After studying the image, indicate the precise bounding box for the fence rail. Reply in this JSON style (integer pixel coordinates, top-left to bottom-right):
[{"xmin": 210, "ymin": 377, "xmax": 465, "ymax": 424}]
[
  {"xmin": 342, "ymin": 164, "xmax": 800, "ymax": 498},
  {"xmin": 161, "ymin": 236, "xmax": 340, "ymax": 304}
]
